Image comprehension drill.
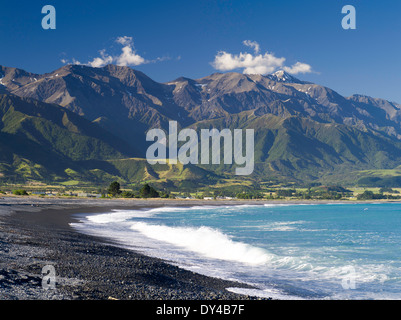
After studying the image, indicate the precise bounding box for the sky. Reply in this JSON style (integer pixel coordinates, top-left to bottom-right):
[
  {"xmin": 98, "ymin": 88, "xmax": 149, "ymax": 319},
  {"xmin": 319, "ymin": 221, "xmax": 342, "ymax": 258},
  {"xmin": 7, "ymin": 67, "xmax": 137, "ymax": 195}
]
[{"xmin": 1, "ymin": 0, "xmax": 400, "ymax": 102}]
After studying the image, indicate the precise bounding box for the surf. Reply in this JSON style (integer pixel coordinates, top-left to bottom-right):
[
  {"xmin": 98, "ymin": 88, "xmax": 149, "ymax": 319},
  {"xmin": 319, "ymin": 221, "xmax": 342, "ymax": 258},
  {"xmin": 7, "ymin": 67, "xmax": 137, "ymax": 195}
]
[{"xmin": 130, "ymin": 222, "xmax": 271, "ymax": 266}]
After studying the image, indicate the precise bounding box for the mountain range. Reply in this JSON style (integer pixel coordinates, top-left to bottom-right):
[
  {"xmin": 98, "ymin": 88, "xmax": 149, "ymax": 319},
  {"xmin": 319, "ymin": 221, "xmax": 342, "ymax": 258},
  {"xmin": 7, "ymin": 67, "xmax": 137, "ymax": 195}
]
[{"xmin": 1, "ymin": 64, "xmax": 401, "ymax": 187}]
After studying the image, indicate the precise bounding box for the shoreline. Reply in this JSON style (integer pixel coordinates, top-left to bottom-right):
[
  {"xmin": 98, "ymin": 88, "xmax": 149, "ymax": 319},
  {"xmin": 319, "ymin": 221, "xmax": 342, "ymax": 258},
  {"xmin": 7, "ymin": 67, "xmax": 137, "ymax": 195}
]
[
  {"xmin": 2, "ymin": 196, "xmax": 401, "ymax": 300},
  {"xmin": 0, "ymin": 197, "xmax": 274, "ymax": 300}
]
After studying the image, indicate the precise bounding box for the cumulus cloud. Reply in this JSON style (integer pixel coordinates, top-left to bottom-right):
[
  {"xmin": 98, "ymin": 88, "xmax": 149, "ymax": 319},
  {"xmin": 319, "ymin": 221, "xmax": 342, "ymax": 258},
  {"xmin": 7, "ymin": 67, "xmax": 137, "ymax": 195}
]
[
  {"xmin": 283, "ymin": 62, "xmax": 312, "ymax": 75},
  {"xmin": 115, "ymin": 44, "xmax": 146, "ymax": 67},
  {"xmin": 88, "ymin": 49, "xmax": 113, "ymax": 68},
  {"xmin": 61, "ymin": 36, "xmax": 166, "ymax": 68},
  {"xmin": 213, "ymin": 51, "xmax": 285, "ymax": 75},
  {"xmin": 212, "ymin": 41, "xmax": 313, "ymax": 75},
  {"xmin": 89, "ymin": 36, "xmax": 146, "ymax": 68}
]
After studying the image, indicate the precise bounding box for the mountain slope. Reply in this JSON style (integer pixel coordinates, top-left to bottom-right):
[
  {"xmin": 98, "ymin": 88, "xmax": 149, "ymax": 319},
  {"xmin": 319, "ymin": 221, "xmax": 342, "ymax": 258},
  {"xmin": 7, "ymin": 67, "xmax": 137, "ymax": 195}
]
[
  {"xmin": 1, "ymin": 64, "xmax": 188, "ymax": 154},
  {"xmin": 189, "ymin": 110, "xmax": 401, "ymax": 183},
  {"xmin": 4, "ymin": 64, "xmax": 401, "ymax": 148},
  {"xmin": 0, "ymin": 94, "xmax": 137, "ymax": 181},
  {"xmin": 2, "ymin": 64, "xmax": 401, "ymax": 185}
]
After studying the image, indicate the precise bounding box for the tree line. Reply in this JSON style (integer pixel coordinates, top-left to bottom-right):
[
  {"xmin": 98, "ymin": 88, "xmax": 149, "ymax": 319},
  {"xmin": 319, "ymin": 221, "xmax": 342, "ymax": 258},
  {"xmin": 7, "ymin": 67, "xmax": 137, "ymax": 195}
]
[{"xmin": 107, "ymin": 181, "xmax": 168, "ymax": 198}]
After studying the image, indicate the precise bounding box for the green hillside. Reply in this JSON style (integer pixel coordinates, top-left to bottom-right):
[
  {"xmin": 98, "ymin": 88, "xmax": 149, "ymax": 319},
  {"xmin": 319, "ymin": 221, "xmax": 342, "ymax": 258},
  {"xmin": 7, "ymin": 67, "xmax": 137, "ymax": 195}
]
[
  {"xmin": 0, "ymin": 94, "xmax": 136, "ymax": 182},
  {"xmin": 190, "ymin": 111, "xmax": 401, "ymax": 184},
  {"xmin": 2, "ymin": 64, "xmax": 401, "ymax": 189}
]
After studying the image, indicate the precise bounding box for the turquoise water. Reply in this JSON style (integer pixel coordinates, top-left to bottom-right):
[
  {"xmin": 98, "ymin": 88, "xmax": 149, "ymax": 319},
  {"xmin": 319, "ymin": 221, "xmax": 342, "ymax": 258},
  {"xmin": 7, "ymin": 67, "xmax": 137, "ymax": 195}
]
[{"xmin": 72, "ymin": 203, "xmax": 401, "ymax": 299}]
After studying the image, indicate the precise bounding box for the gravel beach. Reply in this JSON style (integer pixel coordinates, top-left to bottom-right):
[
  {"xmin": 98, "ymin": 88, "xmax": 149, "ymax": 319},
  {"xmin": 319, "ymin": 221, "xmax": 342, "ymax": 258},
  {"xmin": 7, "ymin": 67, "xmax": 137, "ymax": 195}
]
[{"xmin": 0, "ymin": 196, "xmax": 272, "ymax": 300}]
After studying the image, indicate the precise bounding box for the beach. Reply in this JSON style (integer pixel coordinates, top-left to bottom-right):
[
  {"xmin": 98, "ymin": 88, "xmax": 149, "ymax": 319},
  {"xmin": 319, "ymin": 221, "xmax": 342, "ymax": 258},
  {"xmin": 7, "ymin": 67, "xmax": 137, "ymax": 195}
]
[{"xmin": 0, "ymin": 196, "xmax": 272, "ymax": 300}]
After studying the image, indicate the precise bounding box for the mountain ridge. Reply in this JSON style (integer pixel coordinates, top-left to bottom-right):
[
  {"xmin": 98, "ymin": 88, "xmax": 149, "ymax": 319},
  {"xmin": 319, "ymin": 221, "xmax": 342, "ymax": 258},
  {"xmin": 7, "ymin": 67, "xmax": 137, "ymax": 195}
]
[
  {"xmin": 1, "ymin": 63, "xmax": 401, "ymax": 186},
  {"xmin": 0, "ymin": 93, "xmax": 139, "ymax": 182}
]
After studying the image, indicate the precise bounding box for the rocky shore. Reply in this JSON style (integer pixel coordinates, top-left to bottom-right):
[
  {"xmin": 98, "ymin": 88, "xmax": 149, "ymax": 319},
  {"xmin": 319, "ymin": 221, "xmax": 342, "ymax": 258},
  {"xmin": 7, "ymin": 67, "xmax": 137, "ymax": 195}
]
[{"xmin": 0, "ymin": 197, "xmax": 270, "ymax": 300}]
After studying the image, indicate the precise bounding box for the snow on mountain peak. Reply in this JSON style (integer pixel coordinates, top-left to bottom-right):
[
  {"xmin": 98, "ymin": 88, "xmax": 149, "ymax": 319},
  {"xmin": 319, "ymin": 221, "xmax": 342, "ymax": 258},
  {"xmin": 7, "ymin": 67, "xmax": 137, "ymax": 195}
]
[{"xmin": 267, "ymin": 70, "xmax": 303, "ymax": 83}]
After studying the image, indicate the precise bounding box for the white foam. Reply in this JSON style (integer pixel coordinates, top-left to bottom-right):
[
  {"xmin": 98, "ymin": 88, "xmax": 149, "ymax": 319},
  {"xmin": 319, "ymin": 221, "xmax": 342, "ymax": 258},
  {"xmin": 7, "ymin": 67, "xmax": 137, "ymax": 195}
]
[
  {"xmin": 226, "ymin": 287, "xmax": 304, "ymax": 300},
  {"xmin": 258, "ymin": 221, "xmax": 305, "ymax": 232},
  {"xmin": 263, "ymin": 203, "xmax": 314, "ymax": 207},
  {"xmin": 264, "ymin": 203, "xmax": 292, "ymax": 207},
  {"xmin": 86, "ymin": 209, "xmax": 155, "ymax": 224},
  {"xmin": 85, "ymin": 204, "xmax": 268, "ymax": 225},
  {"xmin": 130, "ymin": 222, "xmax": 271, "ymax": 266},
  {"xmin": 84, "ymin": 206, "xmax": 212, "ymax": 224}
]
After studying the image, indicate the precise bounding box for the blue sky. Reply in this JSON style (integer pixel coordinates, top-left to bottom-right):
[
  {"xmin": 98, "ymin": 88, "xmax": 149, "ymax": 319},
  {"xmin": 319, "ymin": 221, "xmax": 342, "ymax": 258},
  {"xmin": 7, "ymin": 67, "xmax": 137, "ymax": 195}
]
[{"xmin": 1, "ymin": 0, "xmax": 400, "ymax": 102}]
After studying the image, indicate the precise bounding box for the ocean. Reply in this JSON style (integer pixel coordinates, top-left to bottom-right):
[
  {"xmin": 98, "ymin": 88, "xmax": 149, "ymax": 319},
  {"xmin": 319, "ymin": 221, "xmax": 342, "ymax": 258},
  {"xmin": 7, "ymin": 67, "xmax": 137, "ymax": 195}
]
[{"xmin": 71, "ymin": 202, "xmax": 401, "ymax": 300}]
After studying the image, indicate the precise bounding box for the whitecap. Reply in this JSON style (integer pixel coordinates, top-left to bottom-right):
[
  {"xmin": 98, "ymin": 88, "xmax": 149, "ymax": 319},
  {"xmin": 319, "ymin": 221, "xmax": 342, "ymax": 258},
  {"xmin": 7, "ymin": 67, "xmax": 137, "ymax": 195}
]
[{"xmin": 130, "ymin": 222, "xmax": 272, "ymax": 266}]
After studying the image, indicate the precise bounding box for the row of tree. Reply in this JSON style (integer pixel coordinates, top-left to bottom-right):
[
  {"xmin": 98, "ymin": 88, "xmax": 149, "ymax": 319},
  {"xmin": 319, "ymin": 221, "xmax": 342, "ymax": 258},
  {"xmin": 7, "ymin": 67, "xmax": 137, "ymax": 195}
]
[
  {"xmin": 357, "ymin": 190, "xmax": 401, "ymax": 200},
  {"xmin": 107, "ymin": 181, "xmax": 163, "ymax": 198}
]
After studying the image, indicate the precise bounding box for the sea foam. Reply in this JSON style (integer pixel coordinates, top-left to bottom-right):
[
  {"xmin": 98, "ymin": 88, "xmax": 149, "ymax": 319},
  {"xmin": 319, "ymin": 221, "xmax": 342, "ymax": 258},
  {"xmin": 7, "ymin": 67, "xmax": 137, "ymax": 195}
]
[{"xmin": 130, "ymin": 222, "xmax": 271, "ymax": 266}]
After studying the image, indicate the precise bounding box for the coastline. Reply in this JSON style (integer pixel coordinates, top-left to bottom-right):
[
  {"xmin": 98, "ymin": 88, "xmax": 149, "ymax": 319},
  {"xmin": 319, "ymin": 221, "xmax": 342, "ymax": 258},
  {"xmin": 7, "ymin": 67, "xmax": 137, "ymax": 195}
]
[
  {"xmin": 2, "ymin": 196, "xmax": 401, "ymax": 300},
  {"xmin": 0, "ymin": 196, "xmax": 273, "ymax": 300}
]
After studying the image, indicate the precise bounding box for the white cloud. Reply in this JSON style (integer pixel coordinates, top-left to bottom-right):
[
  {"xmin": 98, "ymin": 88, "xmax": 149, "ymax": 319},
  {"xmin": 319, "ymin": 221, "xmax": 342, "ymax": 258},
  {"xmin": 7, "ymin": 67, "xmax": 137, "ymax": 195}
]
[
  {"xmin": 212, "ymin": 41, "xmax": 313, "ymax": 76},
  {"xmin": 60, "ymin": 58, "xmax": 82, "ymax": 65},
  {"xmin": 115, "ymin": 45, "xmax": 146, "ymax": 67},
  {"xmin": 283, "ymin": 62, "xmax": 312, "ymax": 75},
  {"xmin": 90, "ymin": 37, "xmax": 147, "ymax": 68},
  {"xmin": 62, "ymin": 36, "xmax": 164, "ymax": 68},
  {"xmin": 88, "ymin": 49, "xmax": 113, "ymax": 68},
  {"xmin": 213, "ymin": 51, "xmax": 284, "ymax": 75},
  {"xmin": 116, "ymin": 36, "xmax": 134, "ymax": 46},
  {"xmin": 243, "ymin": 40, "xmax": 260, "ymax": 54}
]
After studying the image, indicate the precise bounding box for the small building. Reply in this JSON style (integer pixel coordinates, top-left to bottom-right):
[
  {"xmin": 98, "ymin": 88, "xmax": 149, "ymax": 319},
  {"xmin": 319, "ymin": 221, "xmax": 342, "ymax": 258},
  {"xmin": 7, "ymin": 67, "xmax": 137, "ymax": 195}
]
[{"xmin": 78, "ymin": 192, "xmax": 102, "ymax": 198}]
